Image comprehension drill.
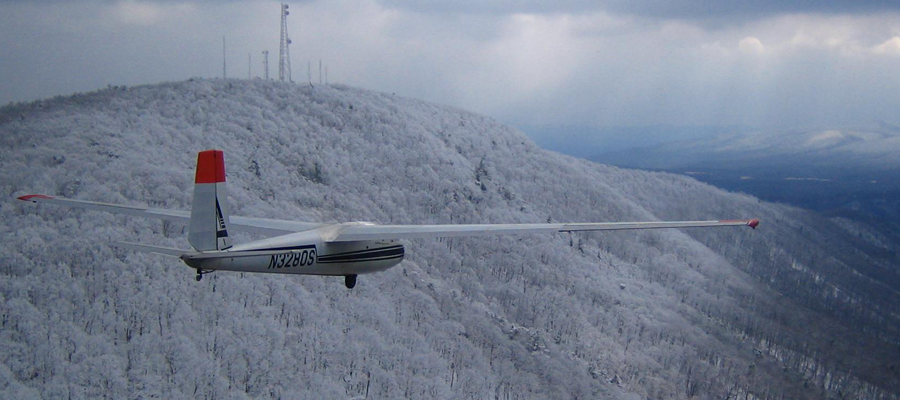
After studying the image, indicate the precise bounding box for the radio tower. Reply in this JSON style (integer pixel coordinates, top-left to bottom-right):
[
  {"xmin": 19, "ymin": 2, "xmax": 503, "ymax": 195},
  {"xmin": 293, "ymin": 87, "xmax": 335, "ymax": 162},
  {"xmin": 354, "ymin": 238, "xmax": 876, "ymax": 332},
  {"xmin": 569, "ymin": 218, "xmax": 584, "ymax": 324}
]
[
  {"xmin": 262, "ymin": 50, "xmax": 270, "ymax": 80},
  {"xmin": 278, "ymin": 3, "xmax": 292, "ymax": 82},
  {"xmin": 222, "ymin": 36, "xmax": 227, "ymax": 79}
]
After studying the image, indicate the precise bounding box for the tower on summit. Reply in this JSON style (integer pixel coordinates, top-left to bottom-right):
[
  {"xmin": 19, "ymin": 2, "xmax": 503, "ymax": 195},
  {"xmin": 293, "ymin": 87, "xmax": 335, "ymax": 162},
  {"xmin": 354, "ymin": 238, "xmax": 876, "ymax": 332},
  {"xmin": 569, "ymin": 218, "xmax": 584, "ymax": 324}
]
[{"xmin": 279, "ymin": 3, "xmax": 292, "ymax": 82}]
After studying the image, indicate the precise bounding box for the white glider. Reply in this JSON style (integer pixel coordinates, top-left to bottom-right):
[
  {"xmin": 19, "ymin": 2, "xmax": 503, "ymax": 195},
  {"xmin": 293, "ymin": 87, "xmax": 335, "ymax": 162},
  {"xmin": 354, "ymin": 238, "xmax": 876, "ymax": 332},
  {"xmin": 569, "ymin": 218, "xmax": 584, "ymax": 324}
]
[{"xmin": 18, "ymin": 150, "xmax": 759, "ymax": 288}]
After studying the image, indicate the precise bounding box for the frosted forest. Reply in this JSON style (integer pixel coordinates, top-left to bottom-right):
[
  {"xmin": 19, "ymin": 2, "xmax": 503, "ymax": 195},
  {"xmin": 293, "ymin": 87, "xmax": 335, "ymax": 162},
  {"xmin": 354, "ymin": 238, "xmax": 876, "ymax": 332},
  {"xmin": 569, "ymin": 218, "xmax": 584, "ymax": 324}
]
[{"xmin": 1, "ymin": 79, "xmax": 899, "ymax": 399}]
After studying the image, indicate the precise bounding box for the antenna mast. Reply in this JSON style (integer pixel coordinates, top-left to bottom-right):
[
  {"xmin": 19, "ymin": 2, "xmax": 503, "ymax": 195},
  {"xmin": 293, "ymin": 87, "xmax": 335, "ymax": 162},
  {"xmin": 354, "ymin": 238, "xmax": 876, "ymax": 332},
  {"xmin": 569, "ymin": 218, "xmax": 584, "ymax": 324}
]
[
  {"xmin": 279, "ymin": 3, "xmax": 292, "ymax": 82},
  {"xmin": 262, "ymin": 50, "xmax": 270, "ymax": 80},
  {"xmin": 248, "ymin": 53, "xmax": 251, "ymax": 79},
  {"xmin": 222, "ymin": 36, "xmax": 227, "ymax": 79}
]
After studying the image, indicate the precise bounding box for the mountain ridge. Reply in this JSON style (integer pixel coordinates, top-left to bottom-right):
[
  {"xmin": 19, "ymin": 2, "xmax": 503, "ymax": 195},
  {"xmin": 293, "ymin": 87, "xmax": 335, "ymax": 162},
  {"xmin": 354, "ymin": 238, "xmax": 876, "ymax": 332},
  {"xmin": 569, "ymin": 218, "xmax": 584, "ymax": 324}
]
[
  {"xmin": 591, "ymin": 127, "xmax": 900, "ymax": 229},
  {"xmin": 1, "ymin": 79, "xmax": 898, "ymax": 399},
  {"xmin": 595, "ymin": 127, "xmax": 900, "ymax": 172}
]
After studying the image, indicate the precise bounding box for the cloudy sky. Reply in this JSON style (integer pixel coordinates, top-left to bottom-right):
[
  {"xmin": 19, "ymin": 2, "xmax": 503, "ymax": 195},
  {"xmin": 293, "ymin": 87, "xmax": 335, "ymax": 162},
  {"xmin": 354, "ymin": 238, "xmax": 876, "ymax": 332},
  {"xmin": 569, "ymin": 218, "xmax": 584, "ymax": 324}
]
[{"xmin": 2, "ymin": 0, "xmax": 900, "ymax": 135}]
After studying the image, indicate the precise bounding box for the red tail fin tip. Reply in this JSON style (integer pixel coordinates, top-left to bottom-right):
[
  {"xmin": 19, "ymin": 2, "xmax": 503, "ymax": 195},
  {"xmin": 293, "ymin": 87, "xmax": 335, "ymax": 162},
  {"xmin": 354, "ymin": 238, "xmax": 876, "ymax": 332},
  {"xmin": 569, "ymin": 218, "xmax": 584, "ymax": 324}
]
[{"xmin": 195, "ymin": 150, "xmax": 226, "ymax": 184}]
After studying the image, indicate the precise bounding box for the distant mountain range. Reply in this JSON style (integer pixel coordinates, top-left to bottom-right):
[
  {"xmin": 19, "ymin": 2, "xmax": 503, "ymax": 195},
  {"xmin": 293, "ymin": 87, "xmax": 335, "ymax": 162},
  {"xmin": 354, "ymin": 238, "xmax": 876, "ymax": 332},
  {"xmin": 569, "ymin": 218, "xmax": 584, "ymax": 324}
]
[
  {"xmin": 2, "ymin": 80, "xmax": 898, "ymax": 399},
  {"xmin": 595, "ymin": 127, "xmax": 900, "ymax": 173},
  {"xmin": 592, "ymin": 127, "xmax": 900, "ymax": 228}
]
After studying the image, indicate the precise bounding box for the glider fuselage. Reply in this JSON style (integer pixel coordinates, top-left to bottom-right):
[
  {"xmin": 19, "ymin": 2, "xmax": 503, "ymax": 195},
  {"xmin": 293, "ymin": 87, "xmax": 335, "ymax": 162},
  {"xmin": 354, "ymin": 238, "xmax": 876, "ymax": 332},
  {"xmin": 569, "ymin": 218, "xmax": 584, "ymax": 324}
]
[{"xmin": 182, "ymin": 229, "xmax": 404, "ymax": 276}]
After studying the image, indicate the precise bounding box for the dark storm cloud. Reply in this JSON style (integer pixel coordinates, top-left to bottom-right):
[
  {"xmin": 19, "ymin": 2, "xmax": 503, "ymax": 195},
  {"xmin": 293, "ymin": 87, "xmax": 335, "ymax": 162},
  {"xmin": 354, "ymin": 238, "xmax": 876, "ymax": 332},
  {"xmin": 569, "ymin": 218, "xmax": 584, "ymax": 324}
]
[
  {"xmin": 378, "ymin": 0, "xmax": 900, "ymax": 19},
  {"xmin": 4, "ymin": 0, "xmax": 896, "ymax": 17}
]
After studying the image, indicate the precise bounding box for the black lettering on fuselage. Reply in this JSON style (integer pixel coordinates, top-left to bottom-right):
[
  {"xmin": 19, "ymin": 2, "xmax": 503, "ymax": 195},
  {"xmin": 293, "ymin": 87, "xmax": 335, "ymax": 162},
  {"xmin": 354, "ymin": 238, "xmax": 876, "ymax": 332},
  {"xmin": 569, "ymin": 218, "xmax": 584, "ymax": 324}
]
[{"xmin": 266, "ymin": 248, "xmax": 316, "ymax": 269}]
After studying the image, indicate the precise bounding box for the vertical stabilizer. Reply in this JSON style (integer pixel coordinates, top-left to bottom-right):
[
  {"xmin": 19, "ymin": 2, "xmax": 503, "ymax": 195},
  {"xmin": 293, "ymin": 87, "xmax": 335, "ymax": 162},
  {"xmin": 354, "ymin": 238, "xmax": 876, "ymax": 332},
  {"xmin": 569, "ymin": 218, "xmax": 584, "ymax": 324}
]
[{"xmin": 189, "ymin": 150, "xmax": 232, "ymax": 251}]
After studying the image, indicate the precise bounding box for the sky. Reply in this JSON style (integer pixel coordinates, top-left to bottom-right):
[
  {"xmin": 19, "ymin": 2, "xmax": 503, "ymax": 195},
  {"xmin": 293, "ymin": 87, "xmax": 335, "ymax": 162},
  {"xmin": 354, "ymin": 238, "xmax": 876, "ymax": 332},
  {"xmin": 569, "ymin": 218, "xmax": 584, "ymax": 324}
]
[{"xmin": 2, "ymin": 0, "xmax": 900, "ymax": 136}]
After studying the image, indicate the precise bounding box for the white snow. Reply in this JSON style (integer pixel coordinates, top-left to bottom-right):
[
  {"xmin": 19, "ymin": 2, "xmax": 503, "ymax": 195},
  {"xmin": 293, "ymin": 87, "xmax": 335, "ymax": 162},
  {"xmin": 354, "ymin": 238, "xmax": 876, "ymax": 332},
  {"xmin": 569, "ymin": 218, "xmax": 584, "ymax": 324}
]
[{"xmin": 0, "ymin": 79, "xmax": 896, "ymax": 399}]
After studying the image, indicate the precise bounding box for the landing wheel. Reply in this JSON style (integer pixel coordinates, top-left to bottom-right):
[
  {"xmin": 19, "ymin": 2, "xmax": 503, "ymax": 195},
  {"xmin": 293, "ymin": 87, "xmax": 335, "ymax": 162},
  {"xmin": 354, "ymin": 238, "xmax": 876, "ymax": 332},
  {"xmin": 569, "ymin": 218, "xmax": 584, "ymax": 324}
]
[
  {"xmin": 344, "ymin": 274, "xmax": 357, "ymax": 289},
  {"xmin": 195, "ymin": 269, "xmax": 215, "ymax": 282}
]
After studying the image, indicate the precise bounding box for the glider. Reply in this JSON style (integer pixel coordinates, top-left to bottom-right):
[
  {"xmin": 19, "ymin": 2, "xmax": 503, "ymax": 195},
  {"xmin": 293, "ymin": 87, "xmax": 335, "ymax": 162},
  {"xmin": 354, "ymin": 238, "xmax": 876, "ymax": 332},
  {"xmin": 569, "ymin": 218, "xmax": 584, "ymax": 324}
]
[{"xmin": 18, "ymin": 150, "xmax": 759, "ymax": 288}]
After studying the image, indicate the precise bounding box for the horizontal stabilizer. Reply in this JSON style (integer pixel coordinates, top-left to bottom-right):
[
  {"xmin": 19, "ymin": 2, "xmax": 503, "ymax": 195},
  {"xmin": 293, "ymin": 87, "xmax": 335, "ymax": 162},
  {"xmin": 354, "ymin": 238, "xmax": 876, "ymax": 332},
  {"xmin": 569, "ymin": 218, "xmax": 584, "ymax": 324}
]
[
  {"xmin": 17, "ymin": 194, "xmax": 322, "ymax": 236},
  {"xmin": 111, "ymin": 241, "xmax": 191, "ymax": 257}
]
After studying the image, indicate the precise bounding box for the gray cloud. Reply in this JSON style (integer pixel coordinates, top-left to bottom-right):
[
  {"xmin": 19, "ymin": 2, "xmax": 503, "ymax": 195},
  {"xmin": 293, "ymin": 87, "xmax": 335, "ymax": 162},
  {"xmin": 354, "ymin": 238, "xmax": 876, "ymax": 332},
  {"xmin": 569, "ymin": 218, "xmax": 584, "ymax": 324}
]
[
  {"xmin": 6, "ymin": 0, "xmax": 897, "ymax": 18},
  {"xmin": 1, "ymin": 0, "xmax": 900, "ymax": 138},
  {"xmin": 377, "ymin": 0, "xmax": 900, "ymax": 20}
]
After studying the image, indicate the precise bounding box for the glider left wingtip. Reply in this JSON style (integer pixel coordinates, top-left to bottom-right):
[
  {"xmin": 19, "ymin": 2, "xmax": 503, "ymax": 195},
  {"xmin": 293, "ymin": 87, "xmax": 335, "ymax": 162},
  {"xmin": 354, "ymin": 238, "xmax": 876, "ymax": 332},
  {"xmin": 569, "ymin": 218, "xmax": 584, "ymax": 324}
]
[
  {"xmin": 17, "ymin": 194, "xmax": 53, "ymax": 202},
  {"xmin": 748, "ymin": 219, "xmax": 760, "ymax": 229}
]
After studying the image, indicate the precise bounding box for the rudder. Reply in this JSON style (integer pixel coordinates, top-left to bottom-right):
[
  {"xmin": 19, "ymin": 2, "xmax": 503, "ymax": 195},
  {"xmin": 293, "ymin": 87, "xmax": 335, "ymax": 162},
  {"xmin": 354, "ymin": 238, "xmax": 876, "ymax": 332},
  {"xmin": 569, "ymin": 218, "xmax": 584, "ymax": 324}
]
[{"xmin": 189, "ymin": 150, "xmax": 232, "ymax": 251}]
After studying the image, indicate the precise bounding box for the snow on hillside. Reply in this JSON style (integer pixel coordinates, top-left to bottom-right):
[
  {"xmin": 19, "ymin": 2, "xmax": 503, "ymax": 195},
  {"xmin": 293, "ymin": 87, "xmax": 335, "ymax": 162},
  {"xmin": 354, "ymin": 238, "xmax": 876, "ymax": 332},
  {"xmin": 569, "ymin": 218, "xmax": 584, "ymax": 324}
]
[{"xmin": 1, "ymin": 79, "xmax": 898, "ymax": 399}]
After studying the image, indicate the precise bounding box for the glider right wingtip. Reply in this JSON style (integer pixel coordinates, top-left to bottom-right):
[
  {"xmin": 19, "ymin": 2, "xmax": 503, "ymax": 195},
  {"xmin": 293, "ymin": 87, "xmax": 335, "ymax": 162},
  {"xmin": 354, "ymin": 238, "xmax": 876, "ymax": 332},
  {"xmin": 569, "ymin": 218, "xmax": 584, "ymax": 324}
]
[
  {"xmin": 17, "ymin": 194, "xmax": 53, "ymax": 202},
  {"xmin": 748, "ymin": 219, "xmax": 760, "ymax": 229}
]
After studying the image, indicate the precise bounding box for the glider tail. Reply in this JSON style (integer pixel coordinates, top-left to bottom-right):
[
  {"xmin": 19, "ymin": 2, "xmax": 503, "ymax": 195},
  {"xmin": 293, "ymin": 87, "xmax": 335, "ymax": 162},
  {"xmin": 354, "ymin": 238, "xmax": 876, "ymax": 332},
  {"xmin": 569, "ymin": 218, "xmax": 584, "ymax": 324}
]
[
  {"xmin": 110, "ymin": 241, "xmax": 190, "ymax": 257},
  {"xmin": 188, "ymin": 150, "xmax": 232, "ymax": 251}
]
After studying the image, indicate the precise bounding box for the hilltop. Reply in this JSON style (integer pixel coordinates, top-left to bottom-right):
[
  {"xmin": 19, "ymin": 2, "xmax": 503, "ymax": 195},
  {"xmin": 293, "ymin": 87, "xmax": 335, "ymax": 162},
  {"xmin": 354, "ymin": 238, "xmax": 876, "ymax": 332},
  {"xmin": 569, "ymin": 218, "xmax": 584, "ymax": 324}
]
[{"xmin": 1, "ymin": 79, "xmax": 898, "ymax": 399}]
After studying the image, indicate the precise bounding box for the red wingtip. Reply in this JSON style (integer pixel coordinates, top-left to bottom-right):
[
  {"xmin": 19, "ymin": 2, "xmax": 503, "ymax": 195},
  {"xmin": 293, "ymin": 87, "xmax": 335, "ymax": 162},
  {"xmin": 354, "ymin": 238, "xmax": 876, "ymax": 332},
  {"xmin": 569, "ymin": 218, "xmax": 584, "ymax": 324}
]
[
  {"xmin": 17, "ymin": 194, "xmax": 53, "ymax": 202},
  {"xmin": 195, "ymin": 150, "xmax": 226, "ymax": 184},
  {"xmin": 748, "ymin": 219, "xmax": 760, "ymax": 229}
]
